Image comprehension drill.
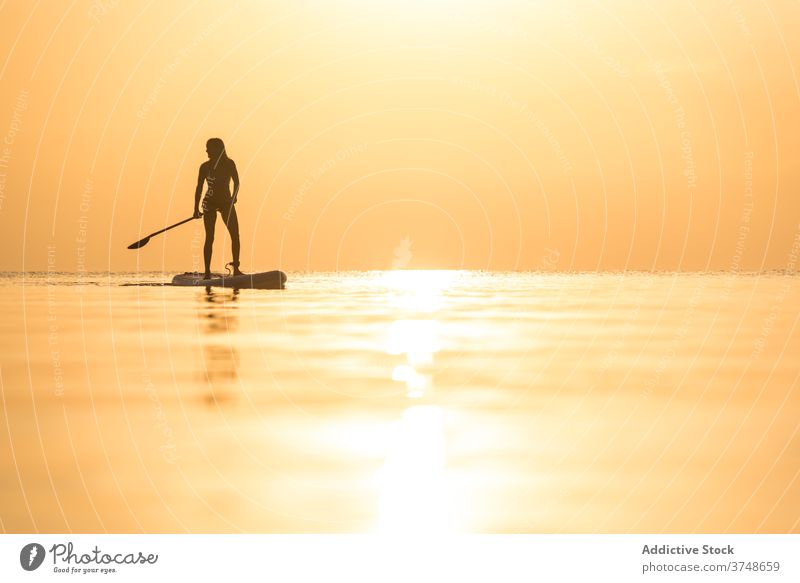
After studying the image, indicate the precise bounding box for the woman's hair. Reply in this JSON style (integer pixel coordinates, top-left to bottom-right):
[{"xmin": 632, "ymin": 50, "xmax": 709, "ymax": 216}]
[{"xmin": 206, "ymin": 138, "xmax": 228, "ymax": 161}]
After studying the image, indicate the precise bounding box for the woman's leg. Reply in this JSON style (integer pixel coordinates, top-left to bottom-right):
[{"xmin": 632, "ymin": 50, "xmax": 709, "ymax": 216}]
[
  {"xmin": 203, "ymin": 210, "xmax": 217, "ymax": 277},
  {"xmin": 223, "ymin": 203, "xmax": 241, "ymax": 274}
]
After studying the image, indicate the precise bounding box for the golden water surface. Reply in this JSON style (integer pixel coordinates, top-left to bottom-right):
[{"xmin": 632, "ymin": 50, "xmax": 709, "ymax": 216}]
[{"xmin": 1, "ymin": 271, "xmax": 798, "ymax": 533}]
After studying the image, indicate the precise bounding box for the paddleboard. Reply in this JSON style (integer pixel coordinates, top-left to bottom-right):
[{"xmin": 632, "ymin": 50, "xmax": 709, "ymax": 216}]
[{"xmin": 171, "ymin": 271, "xmax": 287, "ymax": 289}]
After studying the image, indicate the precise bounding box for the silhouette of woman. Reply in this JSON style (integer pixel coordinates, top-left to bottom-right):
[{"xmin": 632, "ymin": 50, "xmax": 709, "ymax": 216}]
[{"xmin": 193, "ymin": 138, "xmax": 242, "ymax": 278}]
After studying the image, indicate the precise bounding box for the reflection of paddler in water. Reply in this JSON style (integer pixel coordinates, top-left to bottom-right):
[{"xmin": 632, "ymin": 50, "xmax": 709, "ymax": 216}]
[
  {"xmin": 202, "ymin": 286, "xmax": 240, "ymax": 333},
  {"xmin": 199, "ymin": 287, "xmax": 240, "ymax": 404},
  {"xmin": 193, "ymin": 138, "xmax": 243, "ymax": 280}
]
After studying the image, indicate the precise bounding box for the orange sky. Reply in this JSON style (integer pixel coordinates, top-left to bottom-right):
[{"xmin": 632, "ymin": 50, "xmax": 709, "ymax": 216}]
[{"xmin": 0, "ymin": 0, "xmax": 798, "ymax": 272}]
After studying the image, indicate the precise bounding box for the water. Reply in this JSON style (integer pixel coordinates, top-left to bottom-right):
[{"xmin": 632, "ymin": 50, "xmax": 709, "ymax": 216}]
[{"xmin": 1, "ymin": 271, "xmax": 798, "ymax": 533}]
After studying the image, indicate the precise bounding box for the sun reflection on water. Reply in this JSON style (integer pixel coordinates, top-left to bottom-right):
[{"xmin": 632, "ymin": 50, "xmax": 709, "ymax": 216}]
[
  {"xmin": 375, "ymin": 405, "xmax": 453, "ymax": 533},
  {"xmin": 375, "ymin": 270, "xmax": 458, "ymax": 533},
  {"xmin": 387, "ymin": 319, "xmax": 440, "ymax": 398}
]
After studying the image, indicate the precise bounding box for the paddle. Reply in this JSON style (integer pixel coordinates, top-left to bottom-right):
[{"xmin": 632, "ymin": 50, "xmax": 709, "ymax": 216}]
[{"xmin": 127, "ymin": 215, "xmax": 202, "ymax": 249}]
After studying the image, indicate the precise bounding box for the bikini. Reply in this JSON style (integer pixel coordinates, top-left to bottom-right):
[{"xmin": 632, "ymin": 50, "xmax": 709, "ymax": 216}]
[{"xmin": 202, "ymin": 160, "xmax": 233, "ymax": 213}]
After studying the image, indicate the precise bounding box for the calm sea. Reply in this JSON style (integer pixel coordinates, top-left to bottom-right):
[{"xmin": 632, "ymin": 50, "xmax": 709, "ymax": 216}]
[{"xmin": 1, "ymin": 271, "xmax": 798, "ymax": 533}]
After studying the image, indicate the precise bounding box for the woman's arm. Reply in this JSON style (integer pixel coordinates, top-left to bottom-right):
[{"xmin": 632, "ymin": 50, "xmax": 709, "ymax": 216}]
[
  {"xmin": 231, "ymin": 160, "xmax": 240, "ymax": 204},
  {"xmin": 193, "ymin": 164, "xmax": 205, "ymax": 218}
]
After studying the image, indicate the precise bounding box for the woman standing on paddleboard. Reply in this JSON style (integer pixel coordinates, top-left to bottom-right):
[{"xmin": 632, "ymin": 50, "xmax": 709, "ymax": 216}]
[{"xmin": 193, "ymin": 138, "xmax": 243, "ymax": 279}]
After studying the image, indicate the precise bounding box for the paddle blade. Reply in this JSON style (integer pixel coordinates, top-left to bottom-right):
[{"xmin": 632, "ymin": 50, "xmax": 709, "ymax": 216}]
[{"xmin": 127, "ymin": 236, "xmax": 150, "ymax": 250}]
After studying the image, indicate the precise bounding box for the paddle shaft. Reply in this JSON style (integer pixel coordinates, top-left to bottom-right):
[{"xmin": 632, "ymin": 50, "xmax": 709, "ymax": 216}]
[
  {"xmin": 146, "ymin": 215, "xmax": 198, "ymax": 238},
  {"xmin": 128, "ymin": 215, "xmax": 201, "ymax": 249}
]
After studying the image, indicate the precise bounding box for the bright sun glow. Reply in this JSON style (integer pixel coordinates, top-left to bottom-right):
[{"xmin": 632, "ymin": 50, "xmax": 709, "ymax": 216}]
[{"xmin": 380, "ymin": 270, "xmax": 461, "ymax": 313}]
